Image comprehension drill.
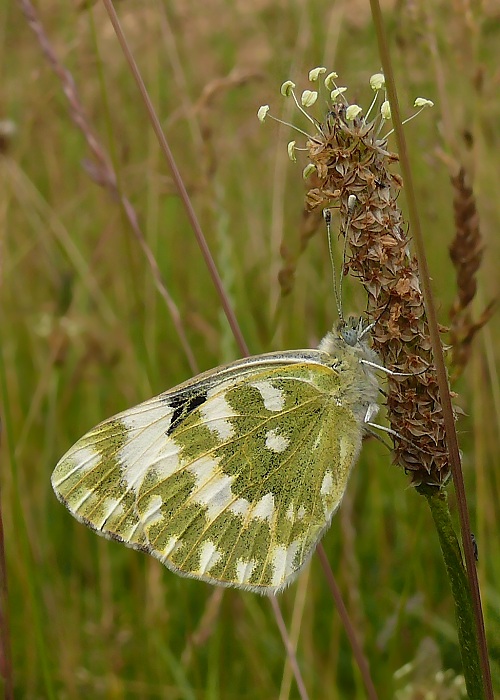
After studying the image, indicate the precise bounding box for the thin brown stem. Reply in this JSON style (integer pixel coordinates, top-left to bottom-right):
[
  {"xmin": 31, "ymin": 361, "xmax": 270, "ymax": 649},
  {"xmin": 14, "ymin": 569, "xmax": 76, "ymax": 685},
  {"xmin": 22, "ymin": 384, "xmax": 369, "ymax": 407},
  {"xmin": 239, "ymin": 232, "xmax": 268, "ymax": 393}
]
[
  {"xmin": 269, "ymin": 595, "xmax": 310, "ymax": 700},
  {"xmin": 316, "ymin": 544, "xmax": 378, "ymax": 700},
  {"xmin": 101, "ymin": 0, "xmax": 249, "ymax": 358}
]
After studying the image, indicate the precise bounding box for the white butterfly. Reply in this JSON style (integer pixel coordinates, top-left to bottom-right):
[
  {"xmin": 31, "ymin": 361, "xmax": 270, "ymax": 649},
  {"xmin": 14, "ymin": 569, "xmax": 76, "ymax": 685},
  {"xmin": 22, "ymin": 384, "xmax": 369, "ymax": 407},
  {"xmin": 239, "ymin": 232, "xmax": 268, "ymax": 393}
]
[{"xmin": 51, "ymin": 317, "xmax": 380, "ymax": 594}]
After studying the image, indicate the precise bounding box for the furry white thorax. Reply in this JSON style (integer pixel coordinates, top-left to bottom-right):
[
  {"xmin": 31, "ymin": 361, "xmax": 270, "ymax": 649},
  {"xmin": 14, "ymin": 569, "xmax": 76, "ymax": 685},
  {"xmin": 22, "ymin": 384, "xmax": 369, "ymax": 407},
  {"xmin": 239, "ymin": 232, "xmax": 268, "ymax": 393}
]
[{"xmin": 318, "ymin": 318, "xmax": 380, "ymax": 427}]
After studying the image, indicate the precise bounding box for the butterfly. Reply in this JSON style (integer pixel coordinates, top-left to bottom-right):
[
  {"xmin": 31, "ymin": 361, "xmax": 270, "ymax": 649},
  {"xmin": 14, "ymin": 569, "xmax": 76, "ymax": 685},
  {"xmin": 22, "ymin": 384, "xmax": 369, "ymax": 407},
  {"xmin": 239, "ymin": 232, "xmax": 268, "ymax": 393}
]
[{"xmin": 51, "ymin": 317, "xmax": 380, "ymax": 594}]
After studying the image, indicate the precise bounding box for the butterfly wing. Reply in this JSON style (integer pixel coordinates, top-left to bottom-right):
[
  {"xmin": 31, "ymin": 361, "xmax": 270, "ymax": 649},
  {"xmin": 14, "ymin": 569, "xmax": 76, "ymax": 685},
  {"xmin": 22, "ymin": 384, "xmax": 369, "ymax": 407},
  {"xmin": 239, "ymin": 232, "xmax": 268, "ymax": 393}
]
[{"xmin": 52, "ymin": 350, "xmax": 363, "ymax": 594}]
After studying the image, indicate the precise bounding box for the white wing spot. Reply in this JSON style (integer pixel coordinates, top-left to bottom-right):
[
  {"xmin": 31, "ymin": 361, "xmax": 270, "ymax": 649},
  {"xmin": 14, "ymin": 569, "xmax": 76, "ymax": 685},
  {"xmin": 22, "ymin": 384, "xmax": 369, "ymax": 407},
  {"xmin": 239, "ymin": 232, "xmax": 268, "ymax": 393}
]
[
  {"xmin": 320, "ymin": 469, "xmax": 343, "ymax": 516},
  {"xmin": 151, "ymin": 442, "xmax": 182, "ymax": 480},
  {"xmin": 320, "ymin": 470, "xmax": 334, "ymax": 497},
  {"xmin": 188, "ymin": 456, "xmax": 253, "ymax": 521},
  {"xmin": 250, "ymin": 492, "xmax": 275, "ymax": 522},
  {"xmin": 120, "ymin": 401, "xmax": 174, "ymax": 431},
  {"xmin": 98, "ymin": 496, "xmax": 124, "ymax": 528},
  {"xmin": 198, "ymin": 540, "xmax": 222, "ymax": 574},
  {"xmin": 120, "ymin": 519, "xmax": 144, "ymax": 543},
  {"xmin": 141, "ymin": 494, "xmax": 163, "ymax": 528},
  {"xmin": 188, "ymin": 454, "xmax": 219, "ymax": 483},
  {"xmin": 270, "ymin": 541, "xmax": 301, "ymax": 587},
  {"xmin": 73, "ymin": 487, "xmax": 94, "ymax": 511},
  {"xmin": 297, "ymin": 505, "xmax": 306, "ymax": 520},
  {"xmin": 251, "ymin": 381, "xmax": 285, "ymax": 412},
  {"xmin": 236, "ymin": 559, "xmax": 256, "ymax": 585},
  {"xmin": 119, "ymin": 405, "xmax": 178, "ymax": 489},
  {"xmin": 200, "ymin": 390, "xmax": 236, "ymax": 440},
  {"xmin": 313, "ymin": 431, "xmax": 323, "ymax": 450},
  {"xmin": 162, "ymin": 535, "xmax": 182, "ymax": 558},
  {"xmin": 265, "ymin": 429, "xmax": 289, "ymax": 453},
  {"xmin": 229, "ymin": 498, "xmax": 251, "ymax": 518},
  {"xmin": 285, "ymin": 502, "xmax": 294, "ymax": 521},
  {"xmin": 188, "ymin": 455, "xmax": 234, "ymax": 521},
  {"xmin": 52, "ymin": 446, "xmax": 101, "ymax": 487}
]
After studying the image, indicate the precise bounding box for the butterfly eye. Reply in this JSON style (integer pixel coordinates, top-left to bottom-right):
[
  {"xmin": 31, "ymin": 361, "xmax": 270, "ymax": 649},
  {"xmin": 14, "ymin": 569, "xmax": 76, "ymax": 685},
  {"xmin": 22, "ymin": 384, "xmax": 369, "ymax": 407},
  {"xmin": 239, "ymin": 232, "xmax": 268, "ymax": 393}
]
[{"xmin": 340, "ymin": 327, "xmax": 359, "ymax": 346}]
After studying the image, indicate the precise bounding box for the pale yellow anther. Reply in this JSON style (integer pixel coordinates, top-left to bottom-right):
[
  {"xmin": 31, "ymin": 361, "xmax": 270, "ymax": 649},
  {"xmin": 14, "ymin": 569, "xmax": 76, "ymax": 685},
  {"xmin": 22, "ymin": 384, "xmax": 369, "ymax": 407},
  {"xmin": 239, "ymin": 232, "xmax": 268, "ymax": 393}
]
[
  {"xmin": 257, "ymin": 105, "xmax": 270, "ymax": 123},
  {"xmin": 347, "ymin": 194, "xmax": 357, "ymax": 212},
  {"xmin": 381, "ymin": 101, "xmax": 391, "ymax": 120},
  {"xmin": 370, "ymin": 73, "xmax": 385, "ymax": 90},
  {"xmin": 301, "ymin": 90, "xmax": 318, "ymax": 108},
  {"xmin": 309, "ymin": 67, "xmax": 326, "ymax": 82},
  {"xmin": 345, "ymin": 104, "xmax": 362, "ymax": 120},
  {"xmin": 324, "ymin": 71, "xmax": 339, "ymax": 90},
  {"xmin": 414, "ymin": 97, "xmax": 434, "ymax": 108},
  {"xmin": 302, "ymin": 163, "xmax": 316, "ymax": 179},
  {"xmin": 281, "ymin": 80, "xmax": 296, "ymax": 97}
]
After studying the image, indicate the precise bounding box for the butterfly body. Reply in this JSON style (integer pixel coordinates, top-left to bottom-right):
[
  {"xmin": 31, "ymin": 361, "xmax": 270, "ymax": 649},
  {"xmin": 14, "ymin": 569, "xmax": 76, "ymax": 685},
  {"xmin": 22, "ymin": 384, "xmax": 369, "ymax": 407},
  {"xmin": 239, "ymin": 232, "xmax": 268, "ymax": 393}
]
[{"xmin": 52, "ymin": 321, "xmax": 379, "ymax": 594}]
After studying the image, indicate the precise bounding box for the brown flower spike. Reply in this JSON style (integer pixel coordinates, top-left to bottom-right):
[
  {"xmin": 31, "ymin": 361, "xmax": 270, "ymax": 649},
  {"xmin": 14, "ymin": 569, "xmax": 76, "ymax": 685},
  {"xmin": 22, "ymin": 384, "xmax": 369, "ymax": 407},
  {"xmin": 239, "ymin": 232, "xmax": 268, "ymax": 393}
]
[
  {"xmin": 448, "ymin": 167, "xmax": 495, "ymax": 379},
  {"xmin": 260, "ymin": 71, "xmax": 449, "ymax": 486}
]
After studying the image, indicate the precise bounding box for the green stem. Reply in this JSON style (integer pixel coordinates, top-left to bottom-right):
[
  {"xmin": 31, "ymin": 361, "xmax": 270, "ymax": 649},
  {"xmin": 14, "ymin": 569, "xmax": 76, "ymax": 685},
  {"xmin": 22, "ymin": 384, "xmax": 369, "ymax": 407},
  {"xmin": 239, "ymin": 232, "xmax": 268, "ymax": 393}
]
[{"xmin": 418, "ymin": 485, "xmax": 484, "ymax": 700}]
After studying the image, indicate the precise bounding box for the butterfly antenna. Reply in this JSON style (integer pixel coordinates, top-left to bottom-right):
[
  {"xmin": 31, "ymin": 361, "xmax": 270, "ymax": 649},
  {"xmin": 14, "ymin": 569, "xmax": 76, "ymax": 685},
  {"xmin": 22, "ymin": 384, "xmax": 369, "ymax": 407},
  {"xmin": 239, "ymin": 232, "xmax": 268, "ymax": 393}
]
[
  {"xmin": 336, "ymin": 195, "xmax": 359, "ymax": 323},
  {"xmin": 324, "ymin": 208, "xmax": 344, "ymax": 323},
  {"xmin": 338, "ymin": 214, "xmax": 350, "ymax": 317}
]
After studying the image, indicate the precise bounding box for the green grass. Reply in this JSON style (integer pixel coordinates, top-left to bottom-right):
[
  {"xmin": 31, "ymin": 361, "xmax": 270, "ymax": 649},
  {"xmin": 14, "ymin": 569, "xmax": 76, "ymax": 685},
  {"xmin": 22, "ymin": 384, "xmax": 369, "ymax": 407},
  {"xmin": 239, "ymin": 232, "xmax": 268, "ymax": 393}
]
[{"xmin": 2, "ymin": 1, "xmax": 500, "ymax": 697}]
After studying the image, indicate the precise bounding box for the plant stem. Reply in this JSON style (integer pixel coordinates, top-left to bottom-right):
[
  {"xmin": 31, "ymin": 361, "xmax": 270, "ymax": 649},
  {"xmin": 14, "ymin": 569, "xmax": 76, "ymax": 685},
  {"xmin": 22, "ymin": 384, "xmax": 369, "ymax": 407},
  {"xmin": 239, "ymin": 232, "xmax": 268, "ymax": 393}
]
[{"xmin": 418, "ymin": 485, "xmax": 484, "ymax": 700}]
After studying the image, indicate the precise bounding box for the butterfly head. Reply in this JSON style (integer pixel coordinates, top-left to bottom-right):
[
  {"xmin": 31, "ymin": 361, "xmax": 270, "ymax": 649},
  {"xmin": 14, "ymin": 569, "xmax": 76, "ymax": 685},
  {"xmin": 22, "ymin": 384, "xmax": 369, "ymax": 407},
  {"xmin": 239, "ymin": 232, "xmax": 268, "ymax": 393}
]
[
  {"xmin": 338, "ymin": 316, "xmax": 371, "ymax": 347},
  {"xmin": 318, "ymin": 315, "xmax": 378, "ymax": 368},
  {"xmin": 337, "ymin": 316, "xmax": 376, "ymax": 348}
]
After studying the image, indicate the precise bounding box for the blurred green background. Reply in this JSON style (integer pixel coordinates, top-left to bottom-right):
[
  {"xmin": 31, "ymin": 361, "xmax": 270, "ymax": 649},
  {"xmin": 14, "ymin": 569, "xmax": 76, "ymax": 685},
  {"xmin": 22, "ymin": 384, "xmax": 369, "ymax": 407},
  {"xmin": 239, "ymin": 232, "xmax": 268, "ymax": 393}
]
[{"xmin": 2, "ymin": 1, "xmax": 499, "ymax": 697}]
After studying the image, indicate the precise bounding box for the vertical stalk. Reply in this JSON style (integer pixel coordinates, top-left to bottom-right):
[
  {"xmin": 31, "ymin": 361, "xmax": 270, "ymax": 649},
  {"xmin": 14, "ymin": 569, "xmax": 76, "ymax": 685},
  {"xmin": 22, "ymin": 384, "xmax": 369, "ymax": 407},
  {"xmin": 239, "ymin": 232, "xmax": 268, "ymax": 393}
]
[{"xmin": 418, "ymin": 486, "xmax": 484, "ymax": 700}]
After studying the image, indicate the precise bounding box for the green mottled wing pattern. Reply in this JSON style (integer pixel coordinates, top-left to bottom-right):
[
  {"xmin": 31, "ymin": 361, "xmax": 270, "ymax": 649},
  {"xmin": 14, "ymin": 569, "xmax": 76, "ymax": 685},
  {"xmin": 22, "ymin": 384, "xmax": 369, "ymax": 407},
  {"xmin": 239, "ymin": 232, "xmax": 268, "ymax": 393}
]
[{"xmin": 52, "ymin": 347, "xmax": 373, "ymax": 594}]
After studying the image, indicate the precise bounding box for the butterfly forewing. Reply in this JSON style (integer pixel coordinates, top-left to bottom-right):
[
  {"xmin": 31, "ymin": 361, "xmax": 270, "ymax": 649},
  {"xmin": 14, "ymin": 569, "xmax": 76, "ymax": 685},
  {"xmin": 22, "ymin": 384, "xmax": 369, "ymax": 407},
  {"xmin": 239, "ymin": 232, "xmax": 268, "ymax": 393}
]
[{"xmin": 52, "ymin": 349, "xmax": 367, "ymax": 593}]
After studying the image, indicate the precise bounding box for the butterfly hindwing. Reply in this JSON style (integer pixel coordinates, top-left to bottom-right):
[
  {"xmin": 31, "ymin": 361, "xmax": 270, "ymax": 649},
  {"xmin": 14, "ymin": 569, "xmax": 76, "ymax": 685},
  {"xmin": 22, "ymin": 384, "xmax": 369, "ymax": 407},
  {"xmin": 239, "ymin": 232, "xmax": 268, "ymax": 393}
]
[{"xmin": 52, "ymin": 349, "xmax": 365, "ymax": 593}]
